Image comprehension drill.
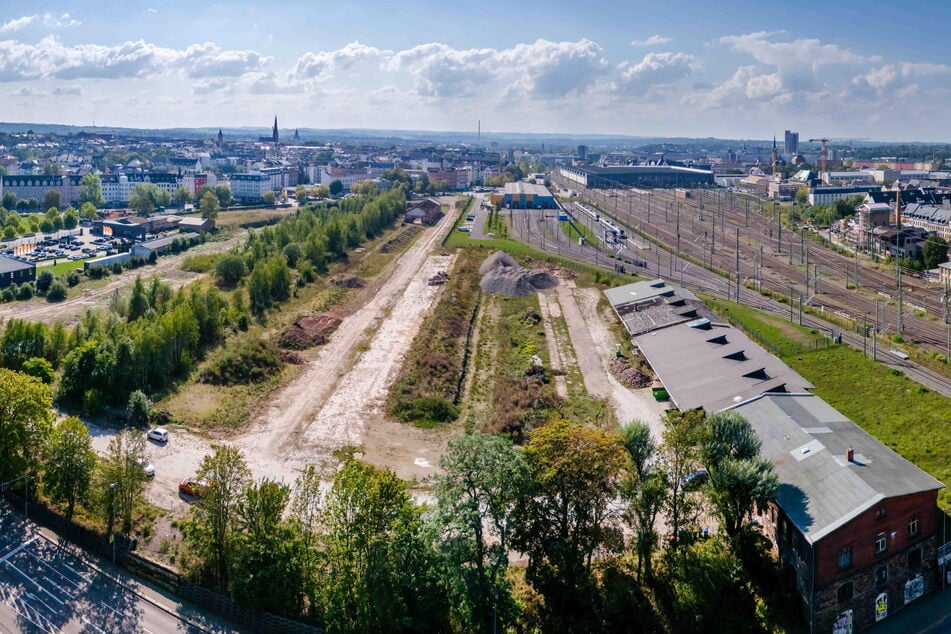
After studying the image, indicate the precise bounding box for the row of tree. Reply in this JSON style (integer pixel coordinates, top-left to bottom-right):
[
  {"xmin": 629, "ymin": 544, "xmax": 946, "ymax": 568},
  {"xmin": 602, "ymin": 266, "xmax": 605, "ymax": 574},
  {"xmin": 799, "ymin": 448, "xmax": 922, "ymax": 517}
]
[{"xmin": 163, "ymin": 412, "xmax": 778, "ymax": 632}]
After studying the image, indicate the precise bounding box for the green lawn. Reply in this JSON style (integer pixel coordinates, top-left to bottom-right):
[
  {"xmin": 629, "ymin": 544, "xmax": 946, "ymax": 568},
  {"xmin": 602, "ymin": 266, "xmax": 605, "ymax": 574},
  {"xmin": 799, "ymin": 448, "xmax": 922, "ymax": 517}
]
[
  {"xmin": 705, "ymin": 296, "xmax": 951, "ymax": 513},
  {"xmin": 559, "ymin": 218, "xmax": 601, "ymax": 246}
]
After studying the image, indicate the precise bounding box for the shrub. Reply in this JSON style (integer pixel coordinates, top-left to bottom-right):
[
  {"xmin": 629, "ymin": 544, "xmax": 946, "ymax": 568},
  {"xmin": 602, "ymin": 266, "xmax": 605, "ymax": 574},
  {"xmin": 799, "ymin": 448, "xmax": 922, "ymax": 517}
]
[
  {"xmin": 46, "ymin": 281, "xmax": 68, "ymax": 302},
  {"xmin": 215, "ymin": 253, "xmax": 247, "ymax": 286},
  {"xmin": 66, "ymin": 270, "xmax": 82, "ymax": 287},
  {"xmin": 392, "ymin": 396, "xmax": 459, "ymax": 427},
  {"xmin": 1, "ymin": 287, "xmax": 14, "ymax": 302},
  {"xmin": 22, "ymin": 357, "xmax": 55, "ymax": 384},
  {"xmin": 16, "ymin": 282, "xmax": 34, "ymax": 300},
  {"xmin": 126, "ymin": 390, "xmax": 153, "ymax": 425},
  {"xmin": 200, "ymin": 339, "xmax": 283, "ymax": 385},
  {"xmin": 181, "ymin": 253, "xmax": 219, "ymax": 273},
  {"xmin": 36, "ymin": 270, "xmax": 54, "ymax": 293}
]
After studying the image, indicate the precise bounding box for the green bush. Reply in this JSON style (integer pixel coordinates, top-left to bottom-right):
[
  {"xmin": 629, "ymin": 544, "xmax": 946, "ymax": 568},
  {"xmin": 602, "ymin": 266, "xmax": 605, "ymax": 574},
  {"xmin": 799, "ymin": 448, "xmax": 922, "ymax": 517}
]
[
  {"xmin": 1, "ymin": 287, "xmax": 14, "ymax": 302},
  {"xmin": 181, "ymin": 253, "xmax": 219, "ymax": 273},
  {"xmin": 200, "ymin": 339, "xmax": 283, "ymax": 385},
  {"xmin": 66, "ymin": 270, "xmax": 82, "ymax": 287},
  {"xmin": 22, "ymin": 357, "xmax": 55, "ymax": 384},
  {"xmin": 46, "ymin": 281, "xmax": 68, "ymax": 302},
  {"xmin": 392, "ymin": 396, "xmax": 459, "ymax": 427},
  {"xmin": 126, "ymin": 389, "xmax": 153, "ymax": 425},
  {"xmin": 16, "ymin": 282, "xmax": 33, "ymax": 300},
  {"xmin": 36, "ymin": 270, "xmax": 54, "ymax": 293}
]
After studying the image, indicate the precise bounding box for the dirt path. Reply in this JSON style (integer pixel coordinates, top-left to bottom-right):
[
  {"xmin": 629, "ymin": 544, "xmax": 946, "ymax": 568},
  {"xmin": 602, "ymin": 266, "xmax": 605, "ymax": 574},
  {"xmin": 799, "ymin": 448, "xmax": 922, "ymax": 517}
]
[
  {"xmin": 0, "ymin": 234, "xmax": 246, "ymax": 325},
  {"xmin": 536, "ymin": 291, "xmax": 569, "ymax": 398},
  {"xmin": 555, "ymin": 280, "xmax": 667, "ymax": 439},
  {"xmin": 234, "ymin": 212, "xmax": 457, "ymax": 473}
]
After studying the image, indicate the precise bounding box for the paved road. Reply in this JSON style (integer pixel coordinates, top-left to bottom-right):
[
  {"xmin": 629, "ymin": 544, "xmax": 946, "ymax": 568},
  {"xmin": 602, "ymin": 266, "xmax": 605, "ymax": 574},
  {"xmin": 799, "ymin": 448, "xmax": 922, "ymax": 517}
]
[
  {"xmin": 466, "ymin": 195, "xmax": 494, "ymax": 240},
  {"xmin": 867, "ymin": 586, "xmax": 951, "ymax": 634},
  {"xmin": 0, "ymin": 501, "xmax": 232, "ymax": 633}
]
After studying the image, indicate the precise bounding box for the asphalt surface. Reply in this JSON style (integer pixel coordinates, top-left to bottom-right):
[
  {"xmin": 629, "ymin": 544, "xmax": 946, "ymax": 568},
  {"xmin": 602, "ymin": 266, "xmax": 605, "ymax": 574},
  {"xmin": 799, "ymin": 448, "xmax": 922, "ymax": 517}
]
[{"xmin": 0, "ymin": 500, "xmax": 230, "ymax": 633}]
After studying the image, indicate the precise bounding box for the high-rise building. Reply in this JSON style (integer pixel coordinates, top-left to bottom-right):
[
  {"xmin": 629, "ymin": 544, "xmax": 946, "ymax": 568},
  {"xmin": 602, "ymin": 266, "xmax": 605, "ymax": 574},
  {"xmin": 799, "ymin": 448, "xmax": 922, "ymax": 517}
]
[
  {"xmin": 784, "ymin": 130, "xmax": 799, "ymax": 156},
  {"xmin": 577, "ymin": 144, "xmax": 588, "ymax": 161}
]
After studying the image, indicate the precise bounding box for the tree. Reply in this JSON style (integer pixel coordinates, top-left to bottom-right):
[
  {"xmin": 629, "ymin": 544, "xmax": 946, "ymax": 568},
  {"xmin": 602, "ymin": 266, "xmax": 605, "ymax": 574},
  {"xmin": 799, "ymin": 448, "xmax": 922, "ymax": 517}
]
[
  {"xmin": 79, "ymin": 174, "xmax": 105, "ymax": 207},
  {"xmin": 328, "ymin": 180, "xmax": 343, "ymax": 197},
  {"xmin": 0, "ymin": 368, "xmax": 55, "ymax": 482},
  {"xmin": 21, "ymin": 357, "xmax": 55, "ymax": 384},
  {"xmin": 295, "ymin": 185, "xmax": 307, "ymax": 201},
  {"xmin": 43, "ymin": 189, "xmax": 61, "ymax": 211},
  {"xmin": 417, "ymin": 173, "xmax": 430, "ymax": 193},
  {"xmin": 128, "ymin": 183, "xmax": 170, "ymax": 216},
  {"xmin": 215, "ymin": 252, "xmax": 246, "ymax": 286},
  {"xmin": 230, "ymin": 479, "xmax": 307, "ymax": 616},
  {"xmin": 188, "ymin": 445, "xmax": 251, "ymax": 591},
  {"xmin": 315, "ymin": 184, "xmax": 330, "ymax": 199},
  {"xmin": 514, "ymin": 420, "xmax": 628, "ymax": 630},
  {"xmin": 46, "ymin": 281, "xmax": 67, "ymax": 302},
  {"xmin": 126, "ymin": 390, "xmax": 152, "ymax": 426},
  {"xmin": 80, "ymin": 201, "xmax": 98, "ymax": 221},
  {"xmin": 215, "ymin": 185, "xmax": 232, "ymax": 208},
  {"xmin": 262, "ymin": 190, "xmax": 276, "ymax": 205},
  {"xmin": 700, "ymin": 411, "xmax": 778, "ymax": 547},
  {"xmin": 795, "ymin": 186, "xmax": 809, "ymax": 205},
  {"xmin": 660, "ymin": 409, "xmax": 706, "ymax": 552},
  {"xmin": 127, "ymin": 276, "xmax": 150, "ymax": 322},
  {"xmin": 63, "ymin": 208, "xmax": 78, "ymax": 230},
  {"xmin": 620, "ymin": 420, "xmax": 667, "ymax": 581},
  {"xmin": 1, "ymin": 192, "xmax": 16, "ymax": 210},
  {"xmin": 98, "ymin": 428, "xmax": 148, "ymax": 534},
  {"xmin": 435, "ymin": 433, "xmax": 529, "ymax": 632},
  {"xmin": 173, "ymin": 186, "xmax": 193, "ymax": 207},
  {"xmin": 44, "ymin": 417, "xmax": 96, "ymax": 521},
  {"xmin": 320, "ymin": 459, "xmax": 447, "ymax": 632},
  {"xmin": 200, "ymin": 191, "xmax": 220, "ymax": 220},
  {"xmin": 923, "ymin": 236, "xmax": 949, "ymax": 270}
]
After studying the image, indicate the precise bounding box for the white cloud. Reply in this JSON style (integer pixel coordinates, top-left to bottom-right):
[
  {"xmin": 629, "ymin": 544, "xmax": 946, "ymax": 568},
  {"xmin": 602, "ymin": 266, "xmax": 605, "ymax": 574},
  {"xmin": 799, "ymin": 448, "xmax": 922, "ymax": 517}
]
[
  {"xmin": 0, "ymin": 36, "xmax": 269, "ymax": 82},
  {"xmin": 0, "ymin": 13, "xmax": 80, "ymax": 32},
  {"xmin": 630, "ymin": 35, "xmax": 670, "ymax": 47},
  {"xmin": 683, "ymin": 65, "xmax": 784, "ymax": 109},
  {"xmin": 289, "ymin": 42, "xmax": 384, "ymax": 82},
  {"xmin": 192, "ymin": 77, "xmax": 229, "ymax": 95},
  {"xmin": 389, "ymin": 42, "xmax": 497, "ymax": 97},
  {"xmin": 9, "ymin": 86, "xmax": 47, "ymax": 97},
  {"xmin": 0, "ymin": 15, "xmax": 37, "ymax": 32},
  {"xmin": 614, "ymin": 52, "xmax": 700, "ymax": 96}
]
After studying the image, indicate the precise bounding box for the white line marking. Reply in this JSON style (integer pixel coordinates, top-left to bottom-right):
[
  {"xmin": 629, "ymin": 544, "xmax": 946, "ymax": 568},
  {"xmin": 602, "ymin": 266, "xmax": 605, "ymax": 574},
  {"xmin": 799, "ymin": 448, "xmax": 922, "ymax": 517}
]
[
  {"xmin": 6, "ymin": 561, "xmax": 64, "ymax": 607},
  {"xmin": 0, "ymin": 537, "xmax": 38, "ymax": 563},
  {"xmin": 82, "ymin": 615, "xmax": 106, "ymax": 633},
  {"xmin": 26, "ymin": 551, "xmax": 83, "ymax": 589}
]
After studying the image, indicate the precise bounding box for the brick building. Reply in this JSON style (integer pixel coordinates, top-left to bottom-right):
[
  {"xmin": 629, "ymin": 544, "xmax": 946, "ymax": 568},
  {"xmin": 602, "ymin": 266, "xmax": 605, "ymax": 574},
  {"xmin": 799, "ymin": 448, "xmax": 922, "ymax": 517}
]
[{"xmin": 731, "ymin": 394, "xmax": 945, "ymax": 633}]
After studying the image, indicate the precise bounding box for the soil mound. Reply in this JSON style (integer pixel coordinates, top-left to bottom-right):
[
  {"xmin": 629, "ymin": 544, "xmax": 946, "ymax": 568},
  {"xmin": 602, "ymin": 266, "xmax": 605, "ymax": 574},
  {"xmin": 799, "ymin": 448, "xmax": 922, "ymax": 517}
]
[
  {"xmin": 277, "ymin": 313, "xmax": 343, "ymax": 350},
  {"xmin": 330, "ymin": 274, "xmax": 365, "ymax": 288},
  {"xmin": 479, "ymin": 251, "xmax": 558, "ymax": 296},
  {"xmin": 610, "ymin": 358, "xmax": 651, "ymax": 389}
]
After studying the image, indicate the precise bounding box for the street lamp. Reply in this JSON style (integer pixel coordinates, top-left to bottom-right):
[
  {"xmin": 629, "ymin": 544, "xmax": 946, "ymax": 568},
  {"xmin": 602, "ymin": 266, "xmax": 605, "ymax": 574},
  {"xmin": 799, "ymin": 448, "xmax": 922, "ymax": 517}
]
[{"xmin": 108, "ymin": 482, "xmax": 117, "ymax": 565}]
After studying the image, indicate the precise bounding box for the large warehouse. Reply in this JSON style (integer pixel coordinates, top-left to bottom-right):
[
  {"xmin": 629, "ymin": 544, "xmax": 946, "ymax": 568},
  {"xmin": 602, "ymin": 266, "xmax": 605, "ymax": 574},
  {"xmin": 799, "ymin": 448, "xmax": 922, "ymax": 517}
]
[
  {"xmin": 560, "ymin": 165, "xmax": 715, "ymax": 189},
  {"xmin": 0, "ymin": 255, "xmax": 35, "ymax": 289},
  {"xmin": 500, "ymin": 182, "xmax": 557, "ymax": 209}
]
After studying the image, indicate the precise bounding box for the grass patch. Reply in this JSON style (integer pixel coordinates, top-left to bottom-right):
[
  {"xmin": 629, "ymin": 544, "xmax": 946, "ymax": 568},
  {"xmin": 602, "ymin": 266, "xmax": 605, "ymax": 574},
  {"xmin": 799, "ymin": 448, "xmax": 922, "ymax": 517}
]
[
  {"xmin": 180, "ymin": 253, "xmax": 220, "ymax": 273},
  {"xmin": 215, "ymin": 206, "xmax": 297, "ymax": 230},
  {"xmin": 387, "ymin": 250, "xmax": 481, "ymax": 427},
  {"xmin": 704, "ymin": 296, "xmax": 951, "ymax": 513},
  {"xmin": 560, "ymin": 218, "xmax": 601, "ymax": 247}
]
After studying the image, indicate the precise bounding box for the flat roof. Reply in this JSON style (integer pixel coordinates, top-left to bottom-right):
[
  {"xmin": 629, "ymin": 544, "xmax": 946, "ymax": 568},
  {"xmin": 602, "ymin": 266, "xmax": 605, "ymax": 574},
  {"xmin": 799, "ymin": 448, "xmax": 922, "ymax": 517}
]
[
  {"xmin": 605, "ymin": 279, "xmax": 712, "ymax": 336},
  {"xmin": 633, "ymin": 321, "xmax": 813, "ymax": 412},
  {"xmin": 573, "ymin": 165, "xmax": 713, "ymax": 176},
  {"xmin": 730, "ymin": 394, "xmax": 944, "ymax": 543},
  {"xmin": 0, "ymin": 255, "xmax": 34, "ymax": 275},
  {"xmin": 504, "ymin": 182, "xmax": 552, "ymax": 197}
]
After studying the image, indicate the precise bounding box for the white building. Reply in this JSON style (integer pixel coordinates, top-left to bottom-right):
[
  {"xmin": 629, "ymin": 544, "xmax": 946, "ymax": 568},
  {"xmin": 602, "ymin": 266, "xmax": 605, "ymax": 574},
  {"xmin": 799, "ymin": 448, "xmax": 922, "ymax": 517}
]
[{"xmin": 228, "ymin": 173, "xmax": 271, "ymax": 202}]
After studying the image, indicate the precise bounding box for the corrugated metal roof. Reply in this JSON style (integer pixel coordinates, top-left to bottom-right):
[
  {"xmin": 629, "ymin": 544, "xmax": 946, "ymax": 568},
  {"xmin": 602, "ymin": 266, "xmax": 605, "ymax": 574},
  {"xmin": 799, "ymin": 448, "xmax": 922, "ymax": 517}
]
[
  {"xmin": 633, "ymin": 321, "xmax": 813, "ymax": 412},
  {"xmin": 730, "ymin": 394, "xmax": 944, "ymax": 543}
]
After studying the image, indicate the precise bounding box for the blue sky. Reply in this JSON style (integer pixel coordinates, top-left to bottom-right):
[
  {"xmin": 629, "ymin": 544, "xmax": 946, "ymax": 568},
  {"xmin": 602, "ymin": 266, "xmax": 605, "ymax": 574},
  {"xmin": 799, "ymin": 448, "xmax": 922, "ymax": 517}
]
[{"xmin": 1, "ymin": 0, "xmax": 950, "ymax": 140}]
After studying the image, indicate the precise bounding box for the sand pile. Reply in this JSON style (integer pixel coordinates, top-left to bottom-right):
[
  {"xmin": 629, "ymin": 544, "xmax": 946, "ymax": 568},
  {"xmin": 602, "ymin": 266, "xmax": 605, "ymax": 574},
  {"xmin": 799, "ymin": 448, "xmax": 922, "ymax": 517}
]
[
  {"xmin": 277, "ymin": 313, "xmax": 343, "ymax": 349},
  {"xmin": 479, "ymin": 250, "xmax": 558, "ymax": 296}
]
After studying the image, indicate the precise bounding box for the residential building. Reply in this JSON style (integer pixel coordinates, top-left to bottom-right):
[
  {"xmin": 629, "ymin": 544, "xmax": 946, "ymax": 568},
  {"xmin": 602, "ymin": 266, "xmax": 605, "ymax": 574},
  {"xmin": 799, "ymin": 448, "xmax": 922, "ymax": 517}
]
[
  {"xmin": 228, "ymin": 173, "xmax": 271, "ymax": 202},
  {"xmin": 939, "ymin": 261, "xmax": 951, "ymax": 285},
  {"xmin": 901, "ymin": 204, "xmax": 951, "ymax": 241},
  {"xmin": 808, "ymin": 186, "xmax": 880, "ymax": 206},
  {"xmin": 823, "ymin": 172, "xmax": 875, "ymax": 185}
]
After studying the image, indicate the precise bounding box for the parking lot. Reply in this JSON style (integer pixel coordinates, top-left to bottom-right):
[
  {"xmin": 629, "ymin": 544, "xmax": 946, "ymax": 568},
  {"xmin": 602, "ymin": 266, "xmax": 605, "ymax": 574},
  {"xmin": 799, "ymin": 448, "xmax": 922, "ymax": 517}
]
[
  {"xmin": 1, "ymin": 231, "xmax": 112, "ymax": 266},
  {"xmin": 0, "ymin": 501, "xmax": 210, "ymax": 633}
]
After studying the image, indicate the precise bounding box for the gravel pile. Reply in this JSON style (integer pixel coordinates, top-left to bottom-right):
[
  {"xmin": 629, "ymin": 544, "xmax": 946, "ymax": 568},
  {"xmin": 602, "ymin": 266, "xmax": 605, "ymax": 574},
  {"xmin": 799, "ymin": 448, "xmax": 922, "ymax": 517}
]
[
  {"xmin": 479, "ymin": 250, "xmax": 558, "ymax": 296},
  {"xmin": 277, "ymin": 313, "xmax": 343, "ymax": 349},
  {"xmin": 330, "ymin": 274, "xmax": 365, "ymax": 288}
]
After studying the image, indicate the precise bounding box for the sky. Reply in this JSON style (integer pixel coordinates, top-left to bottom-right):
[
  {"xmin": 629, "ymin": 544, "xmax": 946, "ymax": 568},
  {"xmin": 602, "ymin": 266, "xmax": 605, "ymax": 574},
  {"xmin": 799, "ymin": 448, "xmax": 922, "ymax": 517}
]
[{"xmin": 1, "ymin": 0, "xmax": 951, "ymax": 141}]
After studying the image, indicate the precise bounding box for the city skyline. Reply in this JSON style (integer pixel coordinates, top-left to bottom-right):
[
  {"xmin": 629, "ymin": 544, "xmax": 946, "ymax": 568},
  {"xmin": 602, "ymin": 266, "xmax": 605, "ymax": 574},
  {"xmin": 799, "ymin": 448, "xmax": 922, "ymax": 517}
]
[{"xmin": 1, "ymin": 0, "xmax": 951, "ymax": 141}]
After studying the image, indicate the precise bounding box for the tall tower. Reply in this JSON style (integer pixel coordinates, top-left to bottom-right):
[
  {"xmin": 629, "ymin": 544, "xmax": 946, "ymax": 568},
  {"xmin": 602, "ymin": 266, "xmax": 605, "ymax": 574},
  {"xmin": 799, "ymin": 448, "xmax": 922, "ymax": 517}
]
[
  {"xmin": 217, "ymin": 128, "xmax": 224, "ymax": 146},
  {"xmin": 771, "ymin": 136, "xmax": 778, "ymax": 178},
  {"xmin": 272, "ymin": 116, "xmax": 279, "ymax": 146}
]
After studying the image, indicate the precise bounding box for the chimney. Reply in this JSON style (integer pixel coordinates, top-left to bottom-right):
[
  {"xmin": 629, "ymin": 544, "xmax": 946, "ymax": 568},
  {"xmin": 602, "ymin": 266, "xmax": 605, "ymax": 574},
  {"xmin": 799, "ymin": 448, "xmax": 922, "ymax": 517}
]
[{"xmin": 846, "ymin": 447, "xmax": 854, "ymax": 462}]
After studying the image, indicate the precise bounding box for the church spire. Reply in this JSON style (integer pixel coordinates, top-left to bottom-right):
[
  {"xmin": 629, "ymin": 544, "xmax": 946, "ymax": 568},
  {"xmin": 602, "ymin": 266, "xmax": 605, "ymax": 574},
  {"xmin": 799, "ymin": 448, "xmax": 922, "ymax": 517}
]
[
  {"xmin": 217, "ymin": 128, "xmax": 224, "ymax": 146},
  {"xmin": 272, "ymin": 116, "xmax": 279, "ymax": 145}
]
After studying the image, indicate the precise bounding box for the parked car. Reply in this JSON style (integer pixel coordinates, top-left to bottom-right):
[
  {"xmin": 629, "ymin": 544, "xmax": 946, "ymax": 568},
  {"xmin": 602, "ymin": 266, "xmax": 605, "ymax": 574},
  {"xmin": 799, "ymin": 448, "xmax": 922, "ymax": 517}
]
[
  {"xmin": 457, "ymin": 226, "xmax": 470, "ymax": 232},
  {"xmin": 137, "ymin": 458, "xmax": 155, "ymax": 478},
  {"xmin": 146, "ymin": 428, "xmax": 168, "ymax": 443},
  {"xmin": 179, "ymin": 478, "xmax": 210, "ymax": 498},
  {"xmin": 679, "ymin": 469, "xmax": 709, "ymax": 490}
]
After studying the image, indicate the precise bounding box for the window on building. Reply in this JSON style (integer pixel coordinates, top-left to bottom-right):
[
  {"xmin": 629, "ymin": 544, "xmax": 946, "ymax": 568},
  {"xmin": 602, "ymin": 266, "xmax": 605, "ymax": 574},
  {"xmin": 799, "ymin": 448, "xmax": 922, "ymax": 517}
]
[
  {"xmin": 838, "ymin": 547, "xmax": 853, "ymax": 570},
  {"xmin": 875, "ymin": 532, "xmax": 887, "ymax": 554},
  {"xmin": 908, "ymin": 516, "xmax": 920, "ymax": 537},
  {"xmin": 837, "ymin": 582, "xmax": 854, "ymax": 604},
  {"xmin": 875, "ymin": 565, "xmax": 888, "ymax": 584},
  {"xmin": 908, "ymin": 548, "xmax": 922, "ymax": 567}
]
